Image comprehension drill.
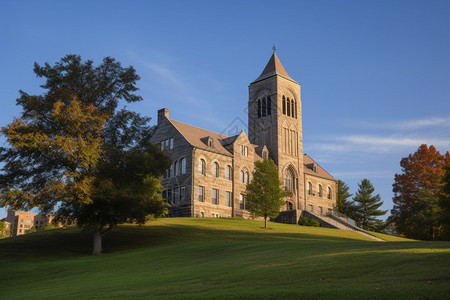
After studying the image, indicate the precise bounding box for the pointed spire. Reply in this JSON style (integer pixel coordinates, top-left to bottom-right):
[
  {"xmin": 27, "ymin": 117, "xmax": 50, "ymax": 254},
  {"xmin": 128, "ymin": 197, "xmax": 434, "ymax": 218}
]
[{"xmin": 253, "ymin": 51, "xmax": 294, "ymax": 83}]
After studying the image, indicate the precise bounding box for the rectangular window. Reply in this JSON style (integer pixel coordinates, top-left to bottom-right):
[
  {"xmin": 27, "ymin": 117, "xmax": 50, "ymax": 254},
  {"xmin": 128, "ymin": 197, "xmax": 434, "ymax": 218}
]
[
  {"xmin": 226, "ymin": 191, "xmax": 231, "ymax": 207},
  {"xmin": 165, "ymin": 139, "xmax": 169, "ymax": 148},
  {"xmin": 198, "ymin": 186, "xmax": 204, "ymax": 202},
  {"xmin": 167, "ymin": 189, "xmax": 173, "ymax": 204},
  {"xmin": 240, "ymin": 145, "xmax": 248, "ymax": 156},
  {"xmin": 169, "ymin": 138, "xmax": 174, "ymax": 149},
  {"xmin": 180, "ymin": 186, "xmax": 186, "ymax": 202},
  {"xmin": 212, "ymin": 188, "xmax": 218, "ymax": 205},
  {"xmin": 174, "ymin": 187, "xmax": 180, "ymax": 204},
  {"xmin": 25, "ymin": 219, "xmax": 31, "ymax": 224},
  {"xmin": 239, "ymin": 194, "xmax": 245, "ymax": 210},
  {"xmin": 319, "ymin": 206, "xmax": 323, "ymax": 216},
  {"xmin": 24, "ymin": 225, "xmax": 30, "ymax": 229},
  {"xmin": 307, "ymin": 204, "xmax": 314, "ymax": 213}
]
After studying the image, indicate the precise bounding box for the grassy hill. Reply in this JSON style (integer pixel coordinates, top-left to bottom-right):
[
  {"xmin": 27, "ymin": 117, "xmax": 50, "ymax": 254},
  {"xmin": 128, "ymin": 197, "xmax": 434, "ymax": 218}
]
[{"xmin": 1, "ymin": 218, "xmax": 449, "ymax": 299}]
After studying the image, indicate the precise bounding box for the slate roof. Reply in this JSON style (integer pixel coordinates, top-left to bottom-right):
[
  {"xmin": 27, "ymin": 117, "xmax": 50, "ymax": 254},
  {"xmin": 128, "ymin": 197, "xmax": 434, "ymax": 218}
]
[
  {"xmin": 252, "ymin": 53, "xmax": 297, "ymax": 84},
  {"xmin": 303, "ymin": 154, "xmax": 336, "ymax": 181}
]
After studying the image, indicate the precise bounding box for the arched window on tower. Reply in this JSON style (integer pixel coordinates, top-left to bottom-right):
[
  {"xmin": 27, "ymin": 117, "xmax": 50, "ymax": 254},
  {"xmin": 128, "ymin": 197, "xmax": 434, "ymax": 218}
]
[
  {"xmin": 327, "ymin": 186, "xmax": 332, "ymax": 199},
  {"xmin": 267, "ymin": 96, "xmax": 271, "ymax": 115},
  {"xmin": 294, "ymin": 100, "xmax": 297, "ymax": 119},
  {"xmin": 262, "ymin": 98, "xmax": 267, "ymax": 117},
  {"xmin": 257, "ymin": 99, "xmax": 261, "ymax": 118},
  {"xmin": 318, "ymin": 184, "xmax": 323, "ymax": 197},
  {"xmin": 282, "ymin": 96, "xmax": 286, "ymax": 115},
  {"xmin": 291, "ymin": 100, "xmax": 294, "ymax": 118},
  {"xmin": 287, "ymin": 98, "xmax": 290, "ymax": 117}
]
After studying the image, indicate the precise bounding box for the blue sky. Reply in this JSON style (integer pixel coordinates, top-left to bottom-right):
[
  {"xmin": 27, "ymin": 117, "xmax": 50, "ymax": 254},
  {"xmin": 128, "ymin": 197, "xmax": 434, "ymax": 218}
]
[{"xmin": 1, "ymin": 0, "xmax": 449, "ymax": 220}]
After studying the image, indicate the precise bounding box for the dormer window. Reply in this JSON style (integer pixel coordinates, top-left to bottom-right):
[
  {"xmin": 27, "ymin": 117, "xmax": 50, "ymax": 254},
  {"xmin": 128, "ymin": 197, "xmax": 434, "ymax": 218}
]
[
  {"xmin": 207, "ymin": 137, "xmax": 214, "ymax": 148},
  {"xmin": 262, "ymin": 150, "xmax": 268, "ymax": 159}
]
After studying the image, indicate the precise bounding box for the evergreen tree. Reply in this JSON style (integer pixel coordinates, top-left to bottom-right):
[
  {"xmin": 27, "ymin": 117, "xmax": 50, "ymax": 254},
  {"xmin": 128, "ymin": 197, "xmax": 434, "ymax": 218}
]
[
  {"xmin": 245, "ymin": 159, "xmax": 288, "ymax": 229},
  {"xmin": 335, "ymin": 179, "xmax": 358, "ymax": 220},
  {"xmin": 353, "ymin": 179, "xmax": 387, "ymax": 230},
  {"xmin": 439, "ymin": 163, "xmax": 450, "ymax": 239}
]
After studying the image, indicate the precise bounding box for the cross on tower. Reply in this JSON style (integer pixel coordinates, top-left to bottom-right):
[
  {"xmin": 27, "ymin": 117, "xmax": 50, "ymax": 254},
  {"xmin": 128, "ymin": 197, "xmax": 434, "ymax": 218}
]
[{"xmin": 272, "ymin": 45, "xmax": 276, "ymax": 53}]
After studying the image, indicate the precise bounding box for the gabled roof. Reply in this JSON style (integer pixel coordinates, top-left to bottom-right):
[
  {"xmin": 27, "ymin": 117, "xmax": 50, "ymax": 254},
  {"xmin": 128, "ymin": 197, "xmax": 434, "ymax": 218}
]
[
  {"xmin": 252, "ymin": 53, "xmax": 297, "ymax": 84},
  {"xmin": 303, "ymin": 154, "xmax": 336, "ymax": 181},
  {"xmin": 169, "ymin": 119, "xmax": 235, "ymax": 156}
]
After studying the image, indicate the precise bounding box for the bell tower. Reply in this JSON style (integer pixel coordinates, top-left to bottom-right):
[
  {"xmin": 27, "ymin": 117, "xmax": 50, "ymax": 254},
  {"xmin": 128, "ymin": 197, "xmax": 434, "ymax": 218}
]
[{"xmin": 248, "ymin": 51, "xmax": 304, "ymax": 212}]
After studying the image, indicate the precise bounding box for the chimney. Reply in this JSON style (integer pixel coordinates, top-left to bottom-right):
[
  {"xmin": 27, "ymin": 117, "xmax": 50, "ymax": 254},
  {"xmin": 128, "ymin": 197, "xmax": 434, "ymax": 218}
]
[{"xmin": 157, "ymin": 108, "xmax": 169, "ymax": 125}]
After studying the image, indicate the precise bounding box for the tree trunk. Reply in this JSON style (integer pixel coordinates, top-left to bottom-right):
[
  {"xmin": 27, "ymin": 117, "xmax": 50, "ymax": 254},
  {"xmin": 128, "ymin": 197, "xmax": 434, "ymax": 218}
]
[
  {"xmin": 264, "ymin": 216, "xmax": 267, "ymax": 229},
  {"xmin": 92, "ymin": 229, "xmax": 103, "ymax": 255}
]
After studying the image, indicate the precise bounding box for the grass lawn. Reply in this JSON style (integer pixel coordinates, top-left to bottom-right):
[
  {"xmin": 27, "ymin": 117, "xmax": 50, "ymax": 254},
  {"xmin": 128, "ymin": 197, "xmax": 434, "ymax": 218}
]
[{"xmin": 1, "ymin": 218, "xmax": 449, "ymax": 299}]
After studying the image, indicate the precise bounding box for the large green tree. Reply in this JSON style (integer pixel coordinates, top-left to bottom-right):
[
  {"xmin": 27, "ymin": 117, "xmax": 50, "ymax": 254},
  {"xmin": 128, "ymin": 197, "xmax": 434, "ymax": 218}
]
[
  {"xmin": 335, "ymin": 179, "xmax": 358, "ymax": 220},
  {"xmin": 245, "ymin": 159, "xmax": 288, "ymax": 229},
  {"xmin": 440, "ymin": 163, "xmax": 450, "ymax": 239},
  {"xmin": 390, "ymin": 144, "xmax": 449, "ymax": 240},
  {"xmin": 0, "ymin": 55, "xmax": 171, "ymax": 254},
  {"xmin": 352, "ymin": 179, "xmax": 387, "ymax": 230}
]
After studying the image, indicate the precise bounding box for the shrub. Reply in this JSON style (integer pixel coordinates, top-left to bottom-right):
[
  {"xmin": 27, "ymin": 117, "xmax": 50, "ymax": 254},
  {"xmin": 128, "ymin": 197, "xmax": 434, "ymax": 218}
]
[{"xmin": 298, "ymin": 217, "xmax": 320, "ymax": 227}]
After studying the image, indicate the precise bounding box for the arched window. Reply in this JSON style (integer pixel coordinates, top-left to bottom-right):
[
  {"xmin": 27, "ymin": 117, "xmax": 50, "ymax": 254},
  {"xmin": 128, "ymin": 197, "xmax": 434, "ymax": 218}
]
[
  {"xmin": 174, "ymin": 161, "xmax": 178, "ymax": 176},
  {"xmin": 257, "ymin": 99, "xmax": 261, "ymax": 118},
  {"xmin": 307, "ymin": 182, "xmax": 312, "ymax": 195},
  {"xmin": 282, "ymin": 96, "xmax": 286, "ymax": 115},
  {"xmin": 245, "ymin": 171, "xmax": 249, "ymax": 184},
  {"xmin": 267, "ymin": 96, "xmax": 271, "ymax": 115},
  {"xmin": 285, "ymin": 171, "xmax": 293, "ymax": 191},
  {"xmin": 327, "ymin": 187, "xmax": 332, "ymax": 199},
  {"xmin": 291, "ymin": 100, "xmax": 294, "ymax": 118},
  {"xmin": 212, "ymin": 162, "xmax": 219, "ymax": 177},
  {"xmin": 208, "ymin": 137, "xmax": 214, "ymax": 148},
  {"xmin": 198, "ymin": 159, "xmax": 205, "ymax": 175},
  {"xmin": 180, "ymin": 158, "xmax": 186, "ymax": 174},
  {"xmin": 318, "ymin": 184, "xmax": 323, "ymax": 197},
  {"xmin": 240, "ymin": 170, "xmax": 244, "ymax": 183},
  {"xmin": 226, "ymin": 165, "xmax": 231, "ymax": 180},
  {"xmin": 294, "ymin": 100, "xmax": 297, "ymax": 119},
  {"xmin": 262, "ymin": 98, "xmax": 267, "ymax": 117},
  {"xmin": 169, "ymin": 163, "xmax": 174, "ymax": 177},
  {"xmin": 287, "ymin": 98, "xmax": 290, "ymax": 116}
]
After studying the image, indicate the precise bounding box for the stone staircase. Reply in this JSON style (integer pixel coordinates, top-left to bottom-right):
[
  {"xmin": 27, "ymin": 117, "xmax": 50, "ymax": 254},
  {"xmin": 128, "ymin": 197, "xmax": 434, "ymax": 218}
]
[{"xmin": 302, "ymin": 211, "xmax": 385, "ymax": 242}]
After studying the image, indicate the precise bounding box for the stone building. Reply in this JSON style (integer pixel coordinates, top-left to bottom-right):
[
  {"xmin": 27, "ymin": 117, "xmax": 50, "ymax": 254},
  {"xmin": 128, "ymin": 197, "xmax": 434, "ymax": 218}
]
[
  {"xmin": 6, "ymin": 210, "xmax": 55, "ymax": 236},
  {"xmin": 151, "ymin": 52, "xmax": 336, "ymax": 223}
]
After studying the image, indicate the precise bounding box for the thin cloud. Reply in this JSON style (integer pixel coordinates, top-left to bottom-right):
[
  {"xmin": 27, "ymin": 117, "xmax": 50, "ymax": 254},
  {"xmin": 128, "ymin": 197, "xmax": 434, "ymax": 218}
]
[{"xmin": 352, "ymin": 117, "xmax": 450, "ymax": 131}]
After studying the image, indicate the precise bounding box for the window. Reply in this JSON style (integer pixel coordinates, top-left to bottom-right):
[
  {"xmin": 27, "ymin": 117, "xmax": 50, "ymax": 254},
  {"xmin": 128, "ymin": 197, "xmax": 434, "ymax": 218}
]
[
  {"xmin": 240, "ymin": 145, "xmax": 248, "ymax": 156},
  {"xmin": 24, "ymin": 225, "xmax": 30, "ymax": 229},
  {"xmin": 327, "ymin": 187, "xmax": 332, "ymax": 199},
  {"xmin": 240, "ymin": 170, "xmax": 244, "ymax": 183},
  {"xmin": 262, "ymin": 151, "xmax": 268, "ymax": 159},
  {"xmin": 20, "ymin": 224, "xmax": 23, "ymax": 228},
  {"xmin": 307, "ymin": 182, "xmax": 312, "ymax": 195},
  {"xmin": 174, "ymin": 187, "xmax": 180, "ymax": 204},
  {"xmin": 285, "ymin": 172, "xmax": 293, "ymax": 191},
  {"xmin": 198, "ymin": 159, "xmax": 205, "ymax": 175},
  {"xmin": 174, "ymin": 161, "xmax": 178, "ymax": 176},
  {"xmin": 167, "ymin": 189, "xmax": 173, "ymax": 204},
  {"xmin": 319, "ymin": 206, "xmax": 324, "ymax": 216},
  {"xmin": 291, "ymin": 100, "xmax": 294, "ymax": 118},
  {"xmin": 239, "ymin": 194, "xmax": 245, "ymax": 209},
  {"xmin": 198, "ymin": 186, "xmax": 204, "ymax": 202},
  {"xmin": 318, "ymin": 184, "xmax": 323, "ymax": 197},
  {"xmin": 180, "ymin": 158, "xmax": 186, "ymax": 174},
  {"xmin": 212, "ymin": 188, "xmax": 218, "ymax": 205},
  {"xmin": 208, "ymin": 137, "xmax": 214, "ymax": 147},
  {"xmin": 282, "ymin": 96, "xmax": 286, "ymax": 115},
  {"xmin": 169, "ymin": 163, "xmax": 174, "ymax": 177},
  {"xmin": 165, "ymin": 139, "xmax": 169, "ymax": 148},
  {"xmin": 245, "ymin": 171, "xmax": 249, "ymax": 184},
  {"xmin": 212, "ymin": 162, "xmax": 219, "ymax": 177},
  {"xmin": 169, "ymin": 138, "xmax": 174, "ymax": 149},
  {"xmin": 226, "ymin": 165, "xmax": 231, "ymax": 180},
  {"xmin": 294, "ymin": 100, "xmax": 297, "ymax": 119},
  {"xmin": 267, "ymin": 96, "xmax": 271, "ymax": 115},
  {"xmin": 25, "ymin": 219, "xmax": 31, "ymax": 224},
  {"xmin": 257, "ymin": 99, "xmax": 261, "ymax": 118},
  {"xmin": 287, "ymin": 98, "xmax": 290, "ymax": 116},
  {"xmin": 180, "ymin": 186, "xmax": 186, "ymax": 202},
  {"xmin": 226, "ymin": 191, "xmax": 232, "ymax": 207},
  {"xmin": 307, "ymin": 204, "xmax": 314, "ymax": 212},
  {"xmin": 262, "ymin": 98, "xmax": 267, "ymax": 117}
]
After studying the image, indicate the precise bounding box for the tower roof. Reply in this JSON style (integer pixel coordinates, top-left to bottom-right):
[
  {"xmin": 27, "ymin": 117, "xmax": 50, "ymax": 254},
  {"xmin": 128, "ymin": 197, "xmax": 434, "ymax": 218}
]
[{"xmin": 252, "ymin": 53, "xmax": 296, "ymax": 83}]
